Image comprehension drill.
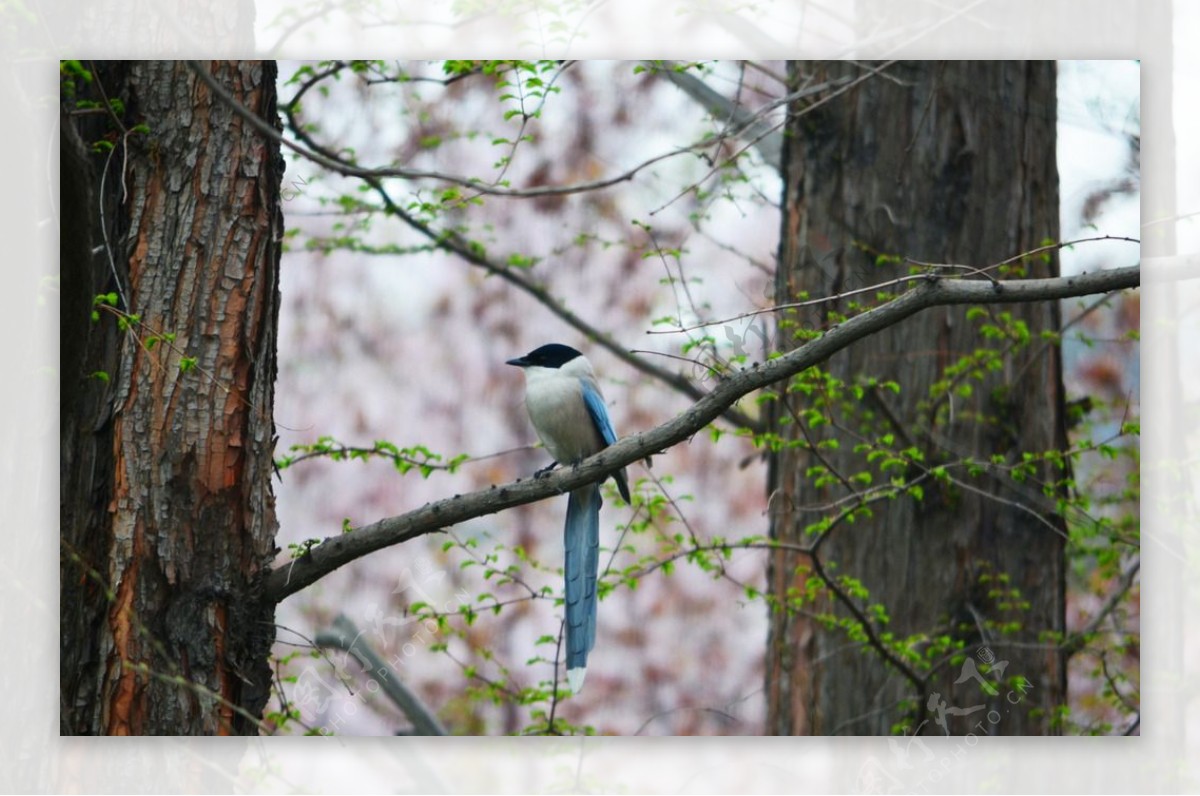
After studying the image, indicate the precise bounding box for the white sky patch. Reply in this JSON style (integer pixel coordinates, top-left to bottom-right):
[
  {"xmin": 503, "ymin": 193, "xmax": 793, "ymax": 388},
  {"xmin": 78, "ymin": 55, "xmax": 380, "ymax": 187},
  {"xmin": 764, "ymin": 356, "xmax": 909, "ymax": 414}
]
[{"xmin": 1057, "ymin": 60, "xmax": 1140, "ymax": 276}]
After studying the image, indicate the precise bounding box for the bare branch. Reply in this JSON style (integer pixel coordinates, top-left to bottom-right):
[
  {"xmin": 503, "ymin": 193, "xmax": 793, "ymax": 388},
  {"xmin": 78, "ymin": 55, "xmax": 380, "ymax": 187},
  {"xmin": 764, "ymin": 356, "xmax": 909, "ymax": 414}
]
[
  {"xmin": 264, "ymin": 264, "xmax": 1140, "ymax": 603},
  {"xmin": 313, "ymin": 614, "xmax": 448, "ymax": 736},
  {"xmin": 347, "ymin": 181, "xmax": 760, "ymax": 431},
  {"xmin": 659, "ymin": 64, "xmax": 788, "ymax": 172}
]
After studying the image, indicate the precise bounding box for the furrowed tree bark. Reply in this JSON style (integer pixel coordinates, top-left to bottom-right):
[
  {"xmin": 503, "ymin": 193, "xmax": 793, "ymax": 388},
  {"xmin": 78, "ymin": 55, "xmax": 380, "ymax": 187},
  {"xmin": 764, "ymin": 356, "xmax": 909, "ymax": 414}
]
[
  {"xmin": 60, "ymin": 61, "xmax": 282, "ymax": 735},
  {"xmin": 766, "ymin": 61, "xmax": 1067, "ymax": 735}
]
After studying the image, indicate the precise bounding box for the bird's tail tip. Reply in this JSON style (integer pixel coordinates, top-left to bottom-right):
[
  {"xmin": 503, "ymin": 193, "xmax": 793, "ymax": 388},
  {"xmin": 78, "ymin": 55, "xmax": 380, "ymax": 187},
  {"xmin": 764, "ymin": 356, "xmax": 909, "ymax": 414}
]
[{"xmin": 567, "ymin": 666, "xmax": 587, "ymax": 693}]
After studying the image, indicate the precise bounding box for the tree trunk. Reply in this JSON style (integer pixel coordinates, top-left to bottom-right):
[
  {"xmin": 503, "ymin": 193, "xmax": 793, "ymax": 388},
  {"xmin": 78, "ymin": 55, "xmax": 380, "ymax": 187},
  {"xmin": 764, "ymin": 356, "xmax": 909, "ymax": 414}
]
[
  {"xmin": 60, "ymin": 61, "xmax": 282, "ymax": 735},
  {"xmin": 766, "ymin": 61, "xmax": 1067, "ymax": 735}
]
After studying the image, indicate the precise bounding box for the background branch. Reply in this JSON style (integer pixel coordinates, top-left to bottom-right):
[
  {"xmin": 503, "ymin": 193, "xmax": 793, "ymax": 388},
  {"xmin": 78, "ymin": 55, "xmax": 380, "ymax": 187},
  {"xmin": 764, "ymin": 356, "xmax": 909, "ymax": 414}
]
[
  {"xmin": 313, "ymin": 614, "xmax": 448, "ymax": 736},
  {"xmin": 659, "ymin": 63, "xmax": 786, "ymax": 173}
]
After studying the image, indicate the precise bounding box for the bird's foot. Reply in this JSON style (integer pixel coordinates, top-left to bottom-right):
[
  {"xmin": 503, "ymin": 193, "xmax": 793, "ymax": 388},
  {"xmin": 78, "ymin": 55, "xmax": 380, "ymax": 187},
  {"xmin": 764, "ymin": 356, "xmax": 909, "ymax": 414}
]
[{"xmin": 534, "ymin": 461, "xmax": 560, "ymax": 479}]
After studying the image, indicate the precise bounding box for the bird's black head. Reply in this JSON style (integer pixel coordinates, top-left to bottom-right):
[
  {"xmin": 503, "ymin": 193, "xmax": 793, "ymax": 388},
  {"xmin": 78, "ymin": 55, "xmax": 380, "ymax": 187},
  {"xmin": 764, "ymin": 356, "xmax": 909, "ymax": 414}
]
[{"xmin": 506, "ymin": 343, "xmax": 583, "ymax": 369}]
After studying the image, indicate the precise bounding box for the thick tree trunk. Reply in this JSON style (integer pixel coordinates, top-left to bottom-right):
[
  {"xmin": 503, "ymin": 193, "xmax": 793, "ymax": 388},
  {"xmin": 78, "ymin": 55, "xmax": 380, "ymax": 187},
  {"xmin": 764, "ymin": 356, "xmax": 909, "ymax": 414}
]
[
  {"xmin": 60, "ymin": 61, "xmax": 282, "ymax": 735},
  {"xmin": 766, "ymin": 61, "xmax": 1067, "ymax": 735}
]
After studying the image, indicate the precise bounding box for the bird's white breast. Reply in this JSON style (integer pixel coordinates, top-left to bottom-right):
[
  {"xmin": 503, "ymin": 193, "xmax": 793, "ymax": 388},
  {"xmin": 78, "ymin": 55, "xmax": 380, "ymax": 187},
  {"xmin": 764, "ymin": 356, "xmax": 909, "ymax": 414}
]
[{"xmin": 522, "ymin": 366, "xmax": 604, "ymax": 464}]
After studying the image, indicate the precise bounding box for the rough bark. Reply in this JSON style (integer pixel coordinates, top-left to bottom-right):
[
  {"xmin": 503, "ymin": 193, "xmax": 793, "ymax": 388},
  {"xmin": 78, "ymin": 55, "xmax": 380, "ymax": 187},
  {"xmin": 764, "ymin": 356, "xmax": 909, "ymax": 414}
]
[
  {"xmin": 60, "ymin": 61, "xmax": 282, "ymax": 735},
  {"xmin": 766, "ymin": 61, "xmax": 1067, "ymax": 735}
]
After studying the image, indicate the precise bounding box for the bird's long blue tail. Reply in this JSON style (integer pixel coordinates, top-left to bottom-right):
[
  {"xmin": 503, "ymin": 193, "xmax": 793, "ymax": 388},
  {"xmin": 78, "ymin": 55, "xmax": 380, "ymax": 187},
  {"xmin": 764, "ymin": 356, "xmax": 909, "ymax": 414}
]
[{"xmin": 564, "ymin": 484, "xmax": 601, "ymax": 692}]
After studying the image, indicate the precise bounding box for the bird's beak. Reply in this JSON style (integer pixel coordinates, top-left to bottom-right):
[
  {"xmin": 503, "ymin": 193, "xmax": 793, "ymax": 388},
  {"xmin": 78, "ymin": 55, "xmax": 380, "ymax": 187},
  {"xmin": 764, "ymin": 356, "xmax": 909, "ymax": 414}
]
[{"xmin": 506, "ymin": 356, "xmax": 528, "ymax": 367}]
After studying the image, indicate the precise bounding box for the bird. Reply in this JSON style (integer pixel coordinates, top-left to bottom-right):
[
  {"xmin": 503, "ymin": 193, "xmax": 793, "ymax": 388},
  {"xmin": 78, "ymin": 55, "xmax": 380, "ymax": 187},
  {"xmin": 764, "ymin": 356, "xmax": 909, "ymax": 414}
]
[{"xmin": 506, "ymin": 343, "xmax": 630, "ymax": 692}]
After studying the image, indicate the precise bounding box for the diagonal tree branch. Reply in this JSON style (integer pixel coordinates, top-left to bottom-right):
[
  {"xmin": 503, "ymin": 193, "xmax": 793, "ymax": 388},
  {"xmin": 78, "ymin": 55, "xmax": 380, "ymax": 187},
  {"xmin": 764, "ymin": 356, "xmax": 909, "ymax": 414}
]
[
  {"xmin": 264, "ymin": 264, "xmax": 1140, "ymax": 604},
  {"xmin": 358, "ymin": 180, "xmax": 762, "ymax": 431},
  {"xmin": 313, "ymin": 614, "xmax": 449, "ymax": 736},
  {"xmin": 658, "ymin": 63, "xmax": 789, "ymax": 173}
]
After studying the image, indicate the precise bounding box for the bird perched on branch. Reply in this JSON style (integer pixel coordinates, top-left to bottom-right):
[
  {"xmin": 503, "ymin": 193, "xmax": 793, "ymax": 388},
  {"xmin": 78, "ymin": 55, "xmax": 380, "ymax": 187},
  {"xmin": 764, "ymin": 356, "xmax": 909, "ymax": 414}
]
[{"xmin": 506, "ymin": 344, "xmax": 630, "ymax": 692}]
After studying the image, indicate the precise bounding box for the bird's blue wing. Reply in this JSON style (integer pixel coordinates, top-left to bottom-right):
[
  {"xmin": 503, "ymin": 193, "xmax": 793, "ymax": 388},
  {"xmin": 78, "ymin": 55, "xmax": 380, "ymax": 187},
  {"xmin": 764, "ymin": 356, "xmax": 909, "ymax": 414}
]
[
  {"xmin": 580, "ymin": 379, "xmax": 618, "ymax": 447},
  {"xmin": 579, "ymin": 377, "xmax": 631, "ymax": 504}
]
